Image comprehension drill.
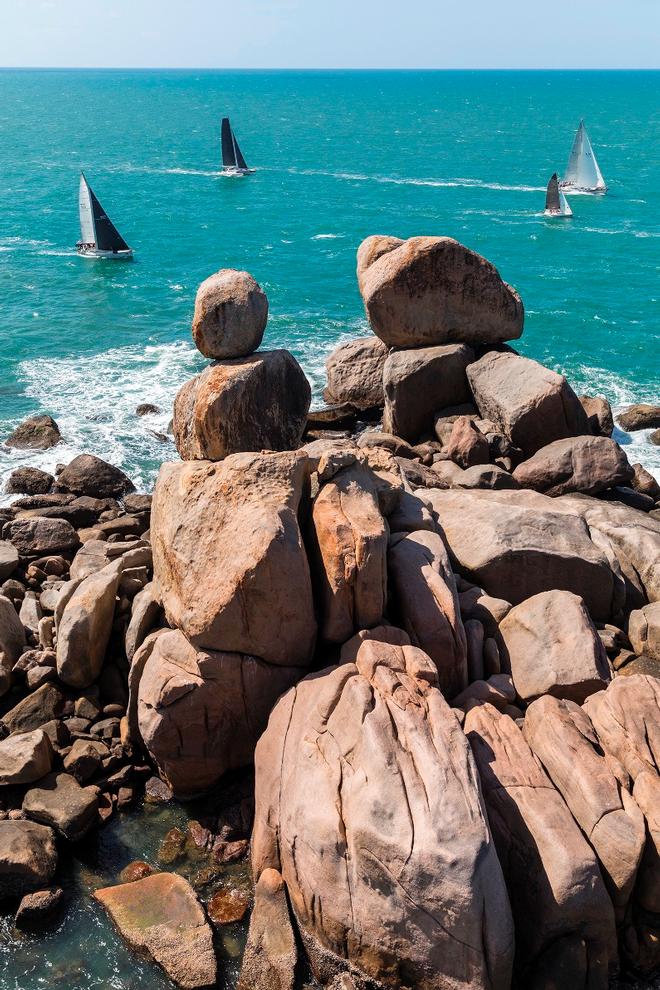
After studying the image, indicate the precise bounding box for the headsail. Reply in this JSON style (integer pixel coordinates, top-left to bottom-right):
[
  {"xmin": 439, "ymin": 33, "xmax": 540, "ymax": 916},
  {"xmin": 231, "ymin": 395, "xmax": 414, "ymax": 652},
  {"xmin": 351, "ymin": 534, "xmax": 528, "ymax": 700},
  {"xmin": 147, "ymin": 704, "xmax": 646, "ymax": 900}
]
[
  {"xmin": 88, "ymin": 186, "xmax": 130, "ymax": 252},
  {"xmin": 545, "ymin": 173, "xmax": 561, "ymax": 212},
  {"xmin": 563, "ymin": 120, "xmax": 606, "ymax": 191},
  {"xmin": 221, "ymin": 117, "xmax": 236, "ymax": 169},
  {"xmin": 78, "ymin": 172, "xmax": 96, "ymax": 245},
  {"xmin": 232, "ymin": 130, "xmax": 248, "ymax": 171}
]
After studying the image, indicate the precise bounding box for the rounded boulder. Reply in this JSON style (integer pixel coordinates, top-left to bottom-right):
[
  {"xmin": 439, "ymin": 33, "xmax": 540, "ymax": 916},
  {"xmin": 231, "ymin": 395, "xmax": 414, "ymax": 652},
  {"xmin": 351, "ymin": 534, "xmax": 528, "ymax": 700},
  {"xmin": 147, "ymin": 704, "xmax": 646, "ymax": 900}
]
[{"xmin": 192, "ymin": 268, "xmax": 268, "ymax": 359}]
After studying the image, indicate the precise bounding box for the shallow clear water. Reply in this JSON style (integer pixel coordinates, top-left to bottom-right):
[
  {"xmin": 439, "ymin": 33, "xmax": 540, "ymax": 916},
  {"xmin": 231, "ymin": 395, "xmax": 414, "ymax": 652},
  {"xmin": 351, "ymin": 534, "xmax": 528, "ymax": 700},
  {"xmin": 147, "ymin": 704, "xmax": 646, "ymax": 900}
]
[{"xmin": 0, "ymin": 69, "xmax": 659, "ymax": 489}]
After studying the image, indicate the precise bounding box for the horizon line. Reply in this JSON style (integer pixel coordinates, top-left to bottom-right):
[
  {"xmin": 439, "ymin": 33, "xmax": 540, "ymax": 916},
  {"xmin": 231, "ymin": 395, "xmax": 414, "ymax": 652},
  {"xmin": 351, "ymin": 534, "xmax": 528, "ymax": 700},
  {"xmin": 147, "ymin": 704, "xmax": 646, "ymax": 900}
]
[{"xmin": 1, "ymin": 65, "xmax": 659, "ymax": 72}]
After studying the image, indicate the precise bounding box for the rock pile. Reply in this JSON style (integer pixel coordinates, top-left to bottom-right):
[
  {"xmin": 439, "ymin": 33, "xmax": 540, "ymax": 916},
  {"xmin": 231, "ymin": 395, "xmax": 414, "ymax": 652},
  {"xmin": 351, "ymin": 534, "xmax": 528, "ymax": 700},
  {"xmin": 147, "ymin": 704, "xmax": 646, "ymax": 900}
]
[{"xmin": 1, "ymin": 244, "xmax": 659, "ymax": 990}]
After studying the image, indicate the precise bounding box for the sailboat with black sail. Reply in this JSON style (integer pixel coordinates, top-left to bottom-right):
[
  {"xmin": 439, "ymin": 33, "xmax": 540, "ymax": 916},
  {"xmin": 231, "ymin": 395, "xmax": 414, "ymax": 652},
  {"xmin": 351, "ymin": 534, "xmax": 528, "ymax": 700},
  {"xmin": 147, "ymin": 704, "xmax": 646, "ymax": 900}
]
[
  {"xmin": 544, "ymin": 173, "xmax": 572, "ymax": 217},
  {"xmin": 77, "ymin": 172, "xmax": 133, "ymax": 259},
  {"xmin": 559, "ymin": 120, "xmax": 607, "ymax": 194},
  {"xmin": 220, "ymin": 118, "xmax": 254, "ymax": 176}
]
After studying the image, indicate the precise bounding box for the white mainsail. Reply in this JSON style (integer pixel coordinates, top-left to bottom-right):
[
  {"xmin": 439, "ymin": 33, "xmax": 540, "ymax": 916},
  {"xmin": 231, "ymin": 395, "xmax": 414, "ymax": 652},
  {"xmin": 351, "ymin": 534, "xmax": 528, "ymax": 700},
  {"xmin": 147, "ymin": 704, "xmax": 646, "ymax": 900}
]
[
  {"xmin": 78, "ymin": 172, "xmax": 96, "ymax": 245},
  {"xmin": 557, "ymin": 188, "xmax": 572, "ymax": 216},
  {"xmin": 562, "ymin": 121, "xmax": 606, "ymax": 192}
]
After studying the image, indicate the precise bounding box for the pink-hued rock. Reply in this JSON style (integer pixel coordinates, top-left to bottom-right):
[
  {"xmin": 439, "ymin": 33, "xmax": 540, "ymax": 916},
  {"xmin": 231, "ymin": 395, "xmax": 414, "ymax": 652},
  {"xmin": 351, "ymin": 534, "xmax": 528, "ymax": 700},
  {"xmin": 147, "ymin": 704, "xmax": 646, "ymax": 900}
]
[
  {"xmin": 151, "ymin": 451, "xmax": 316, "ymax": 666},
  {"xmin": 465, "ymin": 704, "xmax": 616, "ymax": 988},
  {"xmin": 357, "ymin": 235, "xmax": 523, "ymax": 348},
  {"xmin": 237, "ymin": 868, "xmax": 297, "ymax": 990},
  {"xmin": 323, "ymin": 336, "xmax": 389, "ymax": 410},
  {"xmin": 628, "ymin": 601, "xmax": 660, "ymax": 661},
  {"xmin": 56, "ymin": 564, "xmax": 120, "ymax": 688},
  {"xmin": 137, "ymin": 629, "xmax": 301, "ymax": 798},
  {"xmin": 252, "ymin": 639, "xmax": 514, "ymax": 990},
  {"xmin": 0, "ymin": 594, "xmax": 27, "ymax": 697},
  {"xmin": 191, "ymin": 268, "xmax": 268, "ymax": 359},
  {"xmin": 388, "ymin": 529, "xmax": 468, "ymax": 698},
  {"xmin": 512, "ymin": 435, "xmax": 633, "ymax": 496},
  {"xmin": 310, "ymin": 462, "xmax": 388, "ymax": 644}
]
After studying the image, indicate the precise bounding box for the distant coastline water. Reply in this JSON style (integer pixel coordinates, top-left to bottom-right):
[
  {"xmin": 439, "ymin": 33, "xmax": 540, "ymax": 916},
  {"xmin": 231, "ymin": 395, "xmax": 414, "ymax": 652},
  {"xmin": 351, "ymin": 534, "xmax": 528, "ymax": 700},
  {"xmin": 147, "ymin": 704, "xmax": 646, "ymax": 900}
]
[{"xmin": 1, "ymin": 68, "xmax": 659, "ymax": 491}]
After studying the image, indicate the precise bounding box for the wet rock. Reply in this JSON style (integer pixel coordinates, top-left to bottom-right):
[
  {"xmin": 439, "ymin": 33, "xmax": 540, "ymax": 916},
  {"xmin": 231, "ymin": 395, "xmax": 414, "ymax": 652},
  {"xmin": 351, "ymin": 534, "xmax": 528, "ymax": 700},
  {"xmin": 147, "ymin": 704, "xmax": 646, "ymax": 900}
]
[
  {"xmin": 512, "ymin": 435, "xmax": 633, "ymax": 496},
  {"xmin": 382, "ymin": 343, "xmax": 473, "ymax": 442},
  {"xmin": 310, "ymin": 462, "xmax": 388, "ymax": 644},
  {"xmin": 0, "ymin": 820, "xmax": 57, "ymax": 899},
  {"xmin": 579, "ymin": 395, "xmax": 614, "ymax": 437},
  {"xmin": 119, "ymin": 860, "xmax": 154, "ymax": 883},
  {"xmin": 499, "ymin": 590, "xmax": 610, "ymax": 704},
  {"xmin": 151, "ymin": 452, "xmax": 315, "ymax": 665},
  {"xmin": 192, "ymin": 268, "xmax": 268, "ymax": 360},
  {"xmin": 2, "ymin": 516, "xmax": 80, "ymax": 557},
  {"xmin": 14, "ymin": 885, "xmax": 64, "ymax": 929},
  {"xmin": 323, "ymin": 336, "xmax": 388, "ymax": 410},
  {"xmin": 2, "ymin": 683, "xmax": 65, "ymax": 734},
  {"xmin": 135, "ymin": 403, "xmax": 161, "ymax": 416},
  {"xmin": 467, "ymin": 351, "xmax": 590, "ymax": 458},
  {"xmin": 238, "ymin": 868, "xmax": 296, "ymax": 990},
  {"xmin": 465, "ymin": 703, "xmax": 615, "ymax": 988},
  {"xmin": 357, "ymin": 234, "xmax": 523, "ymax": 348},
  {"xmin": 5, "ymin": 467, "xmax": 54, "ymax": 496},
  {"xmin": 57, "ymin": 455, "xmax": 135, "ymax": 499},
  {"xmin": 95, "ymin": 872, "xmax": 217, "ymax": 989},
  {"xmin": 173, "ymin": 350, "xmax": 311, "ymax": 461},
  {"xmin": 0, "ymin": 729, "xmax": 52, "ymax": 786},
  {"xmin": 207, "ymin": 886, "xmax": 250, "ymax": 925},
  {"xmin": 252, "ymin": 639, "xmax": 514, "ymax": 989},
  {"xmin": 5, "ymin": 415, "xmax": 61, "ymax": 451},
  {"xmin": 617, "ymin": 404, "xmax": 660, "ymax": 432},
  {"xmin": 56, "ymin": 564, "xmax": 120, "ymax": 688},
  {"xmin": 158, "ymin": 827, "xmax": 187, "ymax": 865},
  {"xmin": 22, "ymin": 771, "xmax": 98, "ymax": 841},
  {"xmin": 388, "ymin": 530, "xmax": 467, "ymax": 698},
  {"xmin": 136, "ymin": 629, "xmax": 301, "ymax": 798}
]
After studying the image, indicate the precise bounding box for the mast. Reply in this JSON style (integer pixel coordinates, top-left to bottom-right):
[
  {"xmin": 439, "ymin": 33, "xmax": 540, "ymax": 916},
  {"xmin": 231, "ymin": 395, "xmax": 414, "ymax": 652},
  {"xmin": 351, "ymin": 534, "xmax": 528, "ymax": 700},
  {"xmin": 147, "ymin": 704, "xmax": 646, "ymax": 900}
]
[
  {"xmin": 78, "ymin": 172, "xmax": 96, "ymax": 246},
  {"xmin": 221, "ymin": 117, "xmax": 237, "ymax": 169}
]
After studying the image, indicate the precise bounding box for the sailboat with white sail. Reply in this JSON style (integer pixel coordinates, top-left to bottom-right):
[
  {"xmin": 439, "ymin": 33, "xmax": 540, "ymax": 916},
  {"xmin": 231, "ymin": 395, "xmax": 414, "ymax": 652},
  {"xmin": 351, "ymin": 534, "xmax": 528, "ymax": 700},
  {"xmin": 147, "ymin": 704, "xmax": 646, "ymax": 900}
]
[
  {"xmin": 544, "ymin": 173, "xmax": 572, "ymax": 217},
  {"xmin": 77, "ymin": 173, "xmax": 133, "ymax": 259},
  {"xmin": 559, "ymin": 120, "xmax": 607, "ymax": 194},
  {"xmin": 220, "ymin": 118, "xmax": 254, "ymax": 176}
]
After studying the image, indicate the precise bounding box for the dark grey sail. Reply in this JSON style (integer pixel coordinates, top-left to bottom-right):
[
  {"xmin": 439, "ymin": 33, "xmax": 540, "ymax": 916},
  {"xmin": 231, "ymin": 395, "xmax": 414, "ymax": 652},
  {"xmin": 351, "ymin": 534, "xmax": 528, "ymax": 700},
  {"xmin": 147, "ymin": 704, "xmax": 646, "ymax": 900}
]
[
  {"xmin": 221, "ymin": 117, "xmax": 250, "ymax": 171},
  {"xmin": 89, "ymin": 187, "xmax": 130, "ymax": 252},
  {"xmin": 545, "ymin": 173, "xmax": 561, "ymax": 213}
]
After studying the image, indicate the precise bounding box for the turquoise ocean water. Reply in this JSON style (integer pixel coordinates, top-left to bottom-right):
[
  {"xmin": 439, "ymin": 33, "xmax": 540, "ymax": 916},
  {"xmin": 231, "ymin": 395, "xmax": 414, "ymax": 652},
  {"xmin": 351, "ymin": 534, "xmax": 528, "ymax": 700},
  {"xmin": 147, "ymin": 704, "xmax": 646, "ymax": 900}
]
[
  {"xmin": 1, "ymin": 69, "xmax": 659, "ymax": 489},
  {"xmin": 0, "ymin": 68, "xmax": 659, "ymax": 989}
]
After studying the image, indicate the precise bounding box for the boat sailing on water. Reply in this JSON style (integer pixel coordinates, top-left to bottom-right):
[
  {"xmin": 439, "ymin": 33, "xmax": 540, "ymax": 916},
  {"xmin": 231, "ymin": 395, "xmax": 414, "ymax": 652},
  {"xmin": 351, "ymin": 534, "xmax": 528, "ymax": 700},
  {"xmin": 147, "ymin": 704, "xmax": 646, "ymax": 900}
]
[
  {"xmin": 220, "ymin": 117, "xmax": 254, "ymax": 176},
  {"xmin": 77, "ymin": 172, "xmax": 133, "ymax": 259},
  {"xmin": 559, "ymin": 120, "xmax": 607, "ymax": 194},
  {"xmin": 544, "ymin": 172, "xmax": 572, "ymax": 217}
]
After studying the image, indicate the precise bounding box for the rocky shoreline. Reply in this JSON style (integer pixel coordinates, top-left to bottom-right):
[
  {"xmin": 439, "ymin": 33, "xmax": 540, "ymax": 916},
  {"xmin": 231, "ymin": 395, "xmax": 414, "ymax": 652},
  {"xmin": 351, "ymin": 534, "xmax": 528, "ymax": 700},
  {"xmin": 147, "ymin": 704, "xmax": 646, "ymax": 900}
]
[{"xmin": 1, "ymin": 234, "xmax": 659, "ymax": 990}]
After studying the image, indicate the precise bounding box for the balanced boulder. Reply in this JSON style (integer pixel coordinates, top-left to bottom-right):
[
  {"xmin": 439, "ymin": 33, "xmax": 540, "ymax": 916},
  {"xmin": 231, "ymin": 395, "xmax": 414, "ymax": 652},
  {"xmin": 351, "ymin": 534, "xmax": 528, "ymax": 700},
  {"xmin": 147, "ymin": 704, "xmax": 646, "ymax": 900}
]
[
  {"xmin": 358, "ymin": 235, "xmax": 523, "ymax": 348},
  {"xmin": 467, "ymin": 351, "xmax": 590, "ymax": 458},
  {"xmin": 382, "ymin": 343, "xmax": 473, "ymax": 442},
  {"xmin": 173, "ymin": 350, "xmax": 311, "ymax": 461},
  {"xmin": 513, "ymin": 435, "xmax": 633, "ymax": 496},
  {"xmin": 191, "ymin": 268, "xmax": 268, "ymax": 359},
  {"xmin": 323, "ymin": 336, "xmax": 388, "ymax": 410}
]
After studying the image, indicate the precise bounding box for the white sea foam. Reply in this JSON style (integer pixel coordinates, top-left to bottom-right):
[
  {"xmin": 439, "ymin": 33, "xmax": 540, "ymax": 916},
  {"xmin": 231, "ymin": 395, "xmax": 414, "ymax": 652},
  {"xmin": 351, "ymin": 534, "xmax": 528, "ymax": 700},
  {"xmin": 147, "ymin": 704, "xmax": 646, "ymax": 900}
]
[
  {"xmin": 311, "ymin": 233, "xmax": 345, "ymax": 240},
  {"xmin": 283, "ymin": 167, "xmax": 544, "ymax": 193}
]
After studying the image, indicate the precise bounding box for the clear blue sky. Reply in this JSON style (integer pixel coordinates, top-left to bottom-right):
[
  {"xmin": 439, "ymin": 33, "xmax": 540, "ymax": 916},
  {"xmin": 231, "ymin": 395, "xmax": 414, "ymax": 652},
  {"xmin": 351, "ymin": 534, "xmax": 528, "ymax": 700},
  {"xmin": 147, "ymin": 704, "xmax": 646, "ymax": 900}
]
[{"xmin": 0, "ymin": 0, "xmax": 658, "ymax": 69}]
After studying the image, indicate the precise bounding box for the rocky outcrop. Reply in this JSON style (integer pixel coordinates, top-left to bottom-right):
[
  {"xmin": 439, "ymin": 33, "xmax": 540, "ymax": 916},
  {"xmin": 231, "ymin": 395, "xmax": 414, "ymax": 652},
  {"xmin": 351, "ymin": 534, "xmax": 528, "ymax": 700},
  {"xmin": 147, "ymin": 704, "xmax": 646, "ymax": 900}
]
[
  {"xmin": 2, "ymin": 516, "xmax": 80, "ymax": 557},
  {"xmin": 56, "ymin": 563, "xmax": 120, "ymax": 688},
  {"xmin": 382, "ymin": 343, "xmax": 473, "ymax": 442},
  {"xmin": 5, "ymin": 415, "xmax": 61, "ymax": 450},
  {"xmin": 579, "ymin": 395, "xmax": 614, "ymax": 437},
  {"xmin": 0, "ymin": 729, "xmax": 52, "ymax": 786},
  {"xmin": 4, "ymin": 467, "xmax": 54, "ymax": 495},
  {"xmin": 512, "ymin": 435, "xmax": 633, "ymax": 496},
  {"xmin": 57, "ymin": 454, "xmax": 135, "ymax": 498},
  {"xmin": 310, "ymin": 462, "xmax": 388, "ymax": 643},
  {"xmin": 628, "ymin": 601, "xmax": 660, "ymax": 660},
  {"xmin": 173, "ymin": 350, "xmax": 311, "ymax": 460},
  {"xmin": 467, "ymin": 351, "xmax": 590, "ymax": 457},
  {"xmin": 498, "ymin": 590, "xmax": 611, "ymax": 703},
  {"xmin": 151, "ymin": 451, "xmax": 316, "ymax": 665},
  {"xmin": 238, "ymin": 868, "xmax": 297, "ymax": 990},
  {"xmin": 388, "ymin": 530, "xmax": 468, "ymax": 697},
  {"xmin": 252, "ymin": 639, "xmax": 514, "ymax": 989},
  {"xmin": 465, "ymin": 704, "xmax": 616, "ymax": 988},
  {"xmin": 95, "ymin": 872, "xmax": 217, "ymax": 989},
  {"xmin": 22, "ymin": 771, "xmax": 98, "ymax": 841},
  {"xmin": 0, "ymin": 820, "xmax": 57, "ymax": 899},
  {"xmin": 191, "ymin": 268, "xmax": 268, "ymax": 359},
  {"xmin": 323, "ymin": 337, "xmax": 388, "ymax": 410},
  {"xmin": 135, "ymin": 629, "xmax": 301, "ymax": 798},
  {"xmin": 358, "ymin": 235, "xmax": 523, "ymax": 348},
  {"xmin": 617, "ymin": 404, "xmax": 660, "ymax": 432}
]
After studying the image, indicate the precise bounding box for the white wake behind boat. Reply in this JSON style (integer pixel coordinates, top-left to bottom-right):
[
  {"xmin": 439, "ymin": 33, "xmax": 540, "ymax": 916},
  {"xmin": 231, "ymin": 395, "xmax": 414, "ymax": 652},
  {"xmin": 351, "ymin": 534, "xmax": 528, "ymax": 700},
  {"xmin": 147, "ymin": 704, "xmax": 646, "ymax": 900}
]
[
  {"xmin": 544, "ymin": 173, "xmax": 573, "ymax": 217},
  {"xmin": 220, "ymin": 117, "xmax": 254, "ymax": 176},
  {"xmin": 77, "ymin": 172, "xmax": 133, "ymax": 259},
  {"xmin": 559, "ymin": 120, "xmax": 607, "ymax": 194}
]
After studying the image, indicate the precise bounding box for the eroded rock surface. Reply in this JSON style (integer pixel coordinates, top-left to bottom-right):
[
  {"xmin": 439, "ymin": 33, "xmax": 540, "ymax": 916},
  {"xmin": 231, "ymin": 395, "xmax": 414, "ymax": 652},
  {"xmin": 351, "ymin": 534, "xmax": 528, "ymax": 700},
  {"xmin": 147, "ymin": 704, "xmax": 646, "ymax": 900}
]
[
  {"xmin": 323, "ymin": 337, "xmax": 388, "ymax": 410},
  {"xmin": 191, "ymin": 268, "xmax": 268, "ymax": 359}
]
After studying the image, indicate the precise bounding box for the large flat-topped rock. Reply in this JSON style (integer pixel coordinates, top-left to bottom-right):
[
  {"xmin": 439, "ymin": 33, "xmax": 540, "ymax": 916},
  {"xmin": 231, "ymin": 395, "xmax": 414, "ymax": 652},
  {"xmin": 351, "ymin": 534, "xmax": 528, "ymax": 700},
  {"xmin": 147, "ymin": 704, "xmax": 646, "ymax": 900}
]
[
  {"xmin": 358, "ymin": 235, "xmax": 523, "ymax": 348},
  {"xmin": 467, "ymin": 350, "xmax": 590, "ymax": 457}
]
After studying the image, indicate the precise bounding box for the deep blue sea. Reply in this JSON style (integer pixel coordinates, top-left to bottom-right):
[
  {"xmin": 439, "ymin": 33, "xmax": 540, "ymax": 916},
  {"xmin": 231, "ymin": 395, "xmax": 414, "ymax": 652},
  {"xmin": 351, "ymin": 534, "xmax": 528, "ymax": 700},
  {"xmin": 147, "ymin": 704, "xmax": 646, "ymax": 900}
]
[{"xmin": 1, "ymin": 70, "xmax": 659, "ymax": 489}]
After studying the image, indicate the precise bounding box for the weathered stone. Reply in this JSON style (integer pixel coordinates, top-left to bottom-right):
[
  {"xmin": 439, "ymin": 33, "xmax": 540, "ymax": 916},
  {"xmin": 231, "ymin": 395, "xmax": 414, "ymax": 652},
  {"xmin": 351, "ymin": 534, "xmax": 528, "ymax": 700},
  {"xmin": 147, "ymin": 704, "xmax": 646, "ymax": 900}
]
[
  {"xmin": 2, "ymin": 683, "xmax": 65, "ymax": 734},
  {"xmin": 465, "ymin": 704, "xmax": 615, "ymax": 988},
  {"xmin": 69, "ymin": 539, "xmax": 150, "ymax": 582},
  {"xmin": 192, "ymin": 268, "xmax": 268, "ymax": 359},
  {"xmin": 631, "ymin": 463, "xmax": 660, "ymax": 500},
  {"xmin": 382, "ymin": 343, "xmax": 473, "ymax": 443},
  {"xmin": 451, "ymin": 673, "xmax": 516, "ymax": 712},
  {"xmin": 5, "ymin": 467, "xmax": 54, "ymax": 496},
  {"xmin": 252, "ymin": 640, "xmax": 514, "ymax": 989},
  {"xmin": 2, "ymin": 517, "xmax": 80, "ymax": 557},
  {"xmin": 0, "ymin": 542, "xmax": 19, "ymax": 582},
  {"xmin": 499, "ymin": 590, "xmax": 610, "ymax": 703},
  {"xmin": 512, "ymin": 435, "xmax": 633, "ymax": 496},
  {"xmin": 5, "ymin": 415, "xmax": 61, "ymax": 450},
  {"xmin": 57, "ymin": 455, "xmax": 135, "ymax": 499},
  {"xmin": 356, "ymin": 430, "xmax": 417, "ymax": 459},
  {"xmin": 94, "ymin": 872, "xmax": 217, "ymax": 989},
  {"xmin": 388, "ymin": 530, "xmax": 467, "ymax": 698},
  {"xmin": 0, "ymin": 594, "xmax": 27, "ymax": 696},
  {"xmin": 0, "ymin": 729, "xmax": 52, "ymax": 786},
  {"xmin": 136, "ymin": 629, "xmax": 301, "ymax": 798},
  {"xmin": 22, "ymin": 771, "xmax": 98, "ymax": 841},
  {"xmin": 238, "ymin": 868, "xmax": 296, "ymax": 990},
  {"xmin": 14, "ymin": 886, "xmax": 63, "ymax": 929},
  {"xmin": 467, "ymin": 351, "xmax": 590, "ymax": 458},
  {"xmin": 579, "ymin": 395, "xmax": 614, "ymax": 437},
  {"xmin": 323, "ymin": 336, "xmax": 388, "ymax": 410},
  {"xmin": 628, "ymin": 602, "xmax": 660, "ymax": 661},
  {"xmin": 451, "ymin": 463, "xmax": 520, "ymax": 490},
  {"xmin": 0, "ymin": 820, "xmax": 57, "ymax": 899},
  {"xmin": 357, "ymin": 235, "xmax": 523, "ymax": 348},
  {"xmin": 173, "ymin": 350, "xmax": 311, "ymax": 461},
  {"xmin": 446, "ymin": 415, "xmax": 490, "ymax": 468},
  {"xmin": 207, "ymin": 886, "xmax": 249, "ymax": 925},
  {"xmin": 125, "ymin": 582, "xmax": 162, "ymax": 662},
  {"xmin": 617, "ymin": 404, "xmax": 660, "ymax": 432},
  {"xmin": 310, "ymin": 462, "xmax": 388, "ymax": 644},
  {"xmin": 151, "ymin": 452, "xmax": 316, "ymax": 665},
  {"xmin": 63, "ymin": 738, "xmax": 109, "ymax": 782},
  {"xmin": 56, "ymin": 564, "xmax": 120, "ymax": 688}
]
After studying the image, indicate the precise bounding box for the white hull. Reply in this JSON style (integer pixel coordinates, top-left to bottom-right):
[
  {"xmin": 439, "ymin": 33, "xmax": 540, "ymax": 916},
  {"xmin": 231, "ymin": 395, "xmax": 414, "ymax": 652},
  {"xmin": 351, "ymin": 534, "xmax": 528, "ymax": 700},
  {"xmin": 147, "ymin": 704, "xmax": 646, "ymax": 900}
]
[
  {"xmin": 220, "ymin": 166, "xmax": 255, "ymax": 177},
  {"xmin": 559, "ymin": 181, "xmax": 607, "ymax": 195},
  {"xmin": 77, "ymin": 246, "xmax": 133, "ymax": 260},
  {"xmin": 544, "ymin": 208, "xmax": 572, "ymax": 218}
]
